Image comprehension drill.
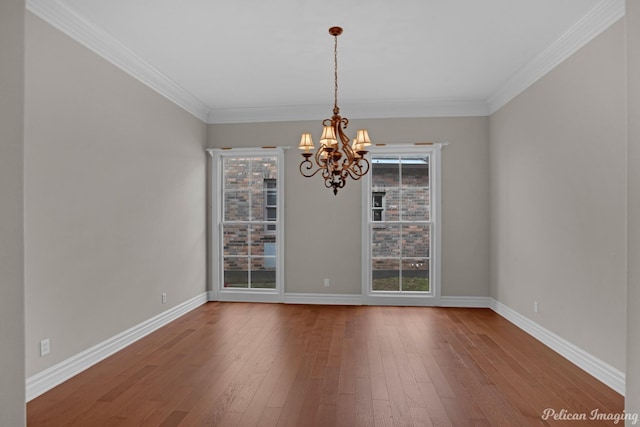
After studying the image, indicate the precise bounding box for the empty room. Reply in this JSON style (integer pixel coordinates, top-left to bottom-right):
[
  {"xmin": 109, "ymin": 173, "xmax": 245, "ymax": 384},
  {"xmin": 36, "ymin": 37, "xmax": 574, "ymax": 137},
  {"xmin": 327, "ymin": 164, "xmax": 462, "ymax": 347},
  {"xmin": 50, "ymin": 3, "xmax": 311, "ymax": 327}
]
[{"xmin": 2, "ymin": 0, "xmax": 639, "ymax": 426}]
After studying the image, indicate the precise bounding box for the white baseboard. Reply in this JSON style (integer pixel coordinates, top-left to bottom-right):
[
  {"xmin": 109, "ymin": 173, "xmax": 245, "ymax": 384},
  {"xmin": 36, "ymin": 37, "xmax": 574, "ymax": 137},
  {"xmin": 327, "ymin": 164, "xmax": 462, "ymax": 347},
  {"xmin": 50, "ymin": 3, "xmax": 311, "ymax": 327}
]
[
  {"xmin": 207, "ymin": 291, "xmax": 364, "ymax": 305},
  {"xmin": 439, "ymin": 296, "xmax": 492, "ymax": 307},
  {"xmin": 283, "ymin": 293, "xmax": 363, "ymax": 305},
  {"xmin": 283, "ymin": 294, "xmax": 488, "ymax": 307},
  {"xmin": 489, "ymin": 298, "xmax": 625, "ymax": 396},
  {"xmin": 26, "ymin": 292, "xmax": 208, "ymax": 401},
  {"xmin": 216, "ymin": 290, "xmax": 282, "ymax": 303}
]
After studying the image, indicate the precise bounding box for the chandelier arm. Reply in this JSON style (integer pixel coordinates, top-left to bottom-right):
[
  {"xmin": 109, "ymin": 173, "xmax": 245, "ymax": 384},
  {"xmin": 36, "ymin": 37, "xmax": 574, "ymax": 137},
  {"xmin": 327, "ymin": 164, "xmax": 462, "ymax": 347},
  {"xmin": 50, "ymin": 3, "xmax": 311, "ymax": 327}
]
[
  {"xmin": 321, "ymin": 166, "xmax": 332, "ymax": 181},
  {"xmin": 358, "ymin": 157, "xmax": 371, "ymax": 176},
  {"xmin": 323, "ymin": 173, "xmax": 334, "ymax": 189},
  {"xmin": 341, "ymin": 117, "xmax": 349, "ymax": 129},
  {"xmin": 344, "ymin": 158, "xmax": 370, "ymax": 180},
  {"xmin": 344, "ymin": 166, "xmax": 362, "ymax": 181},
  {"xmin": 299, "ymin": 157, "xmax": 324, "ymax": 178},
  {"xmin": 313, "ymin": 147, "xmax": 324, "ymax": 167},
  {"xmin": 335, "ymin": 116, "xmax": 356, "ymax": 166}
]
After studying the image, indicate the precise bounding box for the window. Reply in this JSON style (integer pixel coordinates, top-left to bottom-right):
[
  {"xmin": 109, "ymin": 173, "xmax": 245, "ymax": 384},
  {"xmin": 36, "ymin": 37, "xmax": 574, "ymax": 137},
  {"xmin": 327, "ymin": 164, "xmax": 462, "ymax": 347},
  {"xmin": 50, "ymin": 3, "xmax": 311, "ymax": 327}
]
[
  {"xmin": 362, "ymin": 145, "xmax": 442, "ymax": 304},
  {"xmin": 372, "ymin": 192, "xmax": 385, "ymax": 221},
  {"xmin": 209, "ymin": 148, "xmax": 284, "ymax": 302},
  {"xmin": 265, "ymin": 178, "xmax": 277, "ymax": 232}
]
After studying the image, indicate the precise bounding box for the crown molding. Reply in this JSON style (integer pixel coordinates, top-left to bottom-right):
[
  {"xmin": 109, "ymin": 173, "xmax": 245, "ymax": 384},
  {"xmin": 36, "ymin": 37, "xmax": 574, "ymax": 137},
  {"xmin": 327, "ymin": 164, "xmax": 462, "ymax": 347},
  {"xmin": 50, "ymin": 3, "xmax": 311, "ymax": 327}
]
[
  {"xmin": 207, "ymin": 98, "xmax": 490, "ymax": 124},
  {"xmin": 26, "ymin": 0, "xmax": 210, "ymax": 122},
  {"xmin": 488, "ymin": 0, "xmax": 625, "ymax": 114}
]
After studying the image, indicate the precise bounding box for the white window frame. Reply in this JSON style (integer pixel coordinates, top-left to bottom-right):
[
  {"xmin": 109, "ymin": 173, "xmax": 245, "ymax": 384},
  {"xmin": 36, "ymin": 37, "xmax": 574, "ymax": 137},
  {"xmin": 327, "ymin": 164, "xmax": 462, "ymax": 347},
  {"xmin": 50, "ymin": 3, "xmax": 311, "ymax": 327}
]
[
  {"xmin": 361, "ymin": 144, "xmax": 443, "ymax": 306},
  {"xmin": 207, "ymin": 147, "xmax": 285, "ymax": 303}
]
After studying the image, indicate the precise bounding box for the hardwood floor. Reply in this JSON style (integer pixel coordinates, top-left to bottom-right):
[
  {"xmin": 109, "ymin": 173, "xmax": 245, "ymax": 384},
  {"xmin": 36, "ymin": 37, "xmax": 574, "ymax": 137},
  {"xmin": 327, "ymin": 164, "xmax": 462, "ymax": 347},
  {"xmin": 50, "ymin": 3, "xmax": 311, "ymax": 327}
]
[{"xmin": 27, "ymin": 303, "xmax": 624, "ymax": 426}]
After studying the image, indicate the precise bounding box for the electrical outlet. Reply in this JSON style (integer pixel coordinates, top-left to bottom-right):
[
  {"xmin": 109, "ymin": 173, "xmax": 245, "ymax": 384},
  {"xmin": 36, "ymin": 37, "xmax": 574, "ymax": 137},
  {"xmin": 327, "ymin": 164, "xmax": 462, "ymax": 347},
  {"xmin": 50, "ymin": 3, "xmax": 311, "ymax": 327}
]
[
  {"xmin": 323, "ymin": 278, "xmax": 330, "ymax": 287},
  {"xmin": 533, "ymin": 301, "xmax": 539, "ymax": 313},
  {"xmin": 162, "ymin": 293, "xmax": 167, "ymax": 304},
  {"xmin": 40, "ymin": 339, "xmax": 50, "ymax": 356}
]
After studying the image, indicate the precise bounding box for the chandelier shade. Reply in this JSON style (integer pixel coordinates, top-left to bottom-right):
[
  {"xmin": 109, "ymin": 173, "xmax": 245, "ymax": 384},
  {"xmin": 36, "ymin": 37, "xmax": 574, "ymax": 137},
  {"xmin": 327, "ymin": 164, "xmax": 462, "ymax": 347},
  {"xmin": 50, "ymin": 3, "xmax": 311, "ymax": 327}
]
[
  {"xmin": 320, "ymin": 125, "xmax": 338, "ymax": 147},
  {"xmin": 298, "ymin": 26, "xmax": 372, "ymax": 195},
  {"xmin": 299, "ymin": 132, "xmax": 314, "ymax": 153}
]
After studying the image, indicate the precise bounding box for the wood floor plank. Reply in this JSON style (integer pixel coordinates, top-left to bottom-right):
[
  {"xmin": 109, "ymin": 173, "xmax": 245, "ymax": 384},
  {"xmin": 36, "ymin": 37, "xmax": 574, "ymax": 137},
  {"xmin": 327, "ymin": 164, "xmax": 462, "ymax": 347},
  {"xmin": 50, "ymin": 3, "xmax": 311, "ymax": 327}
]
[
  {"xmin": 354, "ymin": 376, "xmax": 375, "ymax": 427},
  {"xmin": 366, "ymin": 322, "xmax": 389, "ymax": 402},
  {"xmin": 378, "ymin": 324, "xmax": 414, "ymax": 426},
  {"xmin": 27, "ymin": 304, "xmax": 624, "ymax": 427},
  {"xmin": 334, "ymin": 393, "xmax": 355, "ymax": 427},
  {"xmin": 138, "ymin": 386, "xmax": 192, "ymax": 427},
  {"xmin": 415, "ymin": 381, "xmax": 453, "ymax": 427},
  {"xmin": 237, "ymin": 337, "xmax": 304, "ymax": 424},
  {"xmin": 386, "ymin": 324, "xmax": 423, "ymax": 409},
  {"xmin": 157, "ymin": 410, "xmax": 188, "ymax": 427},
  {"xmin": 409, "ymin": 406, "xmax": 433, "ymax": 427},
  {"xmin": 372, "ymin": 399, "xmax": 394, "ymax": 427}
]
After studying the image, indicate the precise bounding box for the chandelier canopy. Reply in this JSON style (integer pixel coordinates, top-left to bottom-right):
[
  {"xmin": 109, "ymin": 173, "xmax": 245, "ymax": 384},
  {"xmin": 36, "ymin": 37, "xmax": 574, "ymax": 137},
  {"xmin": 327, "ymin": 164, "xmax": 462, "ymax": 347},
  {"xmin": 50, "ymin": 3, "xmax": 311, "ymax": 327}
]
[{"xmin": 298, "ymin": 26, "xmax": 372, "ymax": 195}]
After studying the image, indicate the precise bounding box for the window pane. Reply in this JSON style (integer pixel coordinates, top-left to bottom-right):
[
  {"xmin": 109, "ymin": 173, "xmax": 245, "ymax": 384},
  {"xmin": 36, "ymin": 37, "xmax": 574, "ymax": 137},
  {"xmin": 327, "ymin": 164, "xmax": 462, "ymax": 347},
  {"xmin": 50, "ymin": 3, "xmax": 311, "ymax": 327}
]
[
  {"xmin": 224, "ymin": 257, "xmax": 248, "ymax": 288},
  {"xmin": 401, "ymin": 188, "xmax": 429, "ymax": 221},
  {"xmin": 372, "ymin": 159, "xmax": 399, "ymax": 188},
  {"xmin": 251, "ymin": 257, "xmax": 276, "ymax": 289},
  {"xmin": 251, "ymin": 190, "xmax": 265, "ymax": 221},
  {"xmin": 224, "ymin": 158, "xmax": 250, "ymax": 189},
  {"xmin": 224, "ymin": 190, "xmax": 250, "ymax": 221},
  {"xmin": 372, "ymin": 224, "xmax": 400, "ymax": 257},
  {"xmin": 223, "ymin": 224, "xmax": 248, "ymax": 256},
  {"xmin": 251, "ymin": 225, "xmax": 276, "ymax": 256},
  {"xmin": 402, "ymin": 224, "xmax": 430, "ymax": 258},
  {"xmin": 401, "ymin": 159, "xmax": 429, "ymax": 187},
  {"xmin": 266, "ymin": 190, "xmax": 277, "ymax": 206},
  {"xmin": 381, "ymin": 188, "xmax": 399, "ymax": 221},
  {"xmin": 250, "ymin": 157, "xmax": 278, "ymax": 190},
  {"xmin": 401, "ymin": 259, "xmax": 429, "ymax": 292},
  {"xmin": 372, "ymin": 259, "xmax": 400, "ymax": 291}
]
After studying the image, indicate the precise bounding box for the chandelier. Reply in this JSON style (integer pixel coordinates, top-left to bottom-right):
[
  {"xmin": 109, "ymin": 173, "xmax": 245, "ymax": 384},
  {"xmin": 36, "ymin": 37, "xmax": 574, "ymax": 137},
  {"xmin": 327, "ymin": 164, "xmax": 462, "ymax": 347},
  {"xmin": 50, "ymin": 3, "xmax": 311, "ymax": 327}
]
[{"xmin": 298, "ymin": 26, "xmax": 372, "ymax": 195}]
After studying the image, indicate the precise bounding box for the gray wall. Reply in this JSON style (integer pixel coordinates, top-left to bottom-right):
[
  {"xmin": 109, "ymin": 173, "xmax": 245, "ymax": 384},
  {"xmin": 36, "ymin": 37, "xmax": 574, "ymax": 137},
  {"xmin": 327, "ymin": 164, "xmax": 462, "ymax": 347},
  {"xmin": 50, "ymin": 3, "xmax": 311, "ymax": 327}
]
[
  {"xmin": 24, "ymin": 13, "xmax": 208, "ymax": 376},
  {"xmin": 627, "ymin": 0, "xmax": 640, "ymax": 420},
  {"xmin": 0, "ymin": 0, "xmax": 26, "ymax": 425},
  {"xmin": 208, "ymin": 117, "xmax": 490, "ymax": 297},
  {"xmin": 489, "ymin": 20, "xmax": 627, "ymax": 371}
]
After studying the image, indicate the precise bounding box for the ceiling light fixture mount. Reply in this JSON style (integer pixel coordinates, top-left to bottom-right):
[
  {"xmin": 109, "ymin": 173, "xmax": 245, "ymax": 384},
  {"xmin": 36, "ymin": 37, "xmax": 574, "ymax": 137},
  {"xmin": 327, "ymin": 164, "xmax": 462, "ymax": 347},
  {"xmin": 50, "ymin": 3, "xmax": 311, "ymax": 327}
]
[{"xmin": 298, "ymin": 26, "xmax": 372, "ymax": 195}]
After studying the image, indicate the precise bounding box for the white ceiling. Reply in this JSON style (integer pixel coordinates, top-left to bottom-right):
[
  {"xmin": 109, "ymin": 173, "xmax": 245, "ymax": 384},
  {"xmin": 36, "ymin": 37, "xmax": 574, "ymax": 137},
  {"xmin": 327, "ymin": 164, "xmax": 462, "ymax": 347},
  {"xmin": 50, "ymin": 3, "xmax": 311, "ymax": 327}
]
[{"xmin": 27, "ymin": 0, "xmax": 624, "ymax": 123}]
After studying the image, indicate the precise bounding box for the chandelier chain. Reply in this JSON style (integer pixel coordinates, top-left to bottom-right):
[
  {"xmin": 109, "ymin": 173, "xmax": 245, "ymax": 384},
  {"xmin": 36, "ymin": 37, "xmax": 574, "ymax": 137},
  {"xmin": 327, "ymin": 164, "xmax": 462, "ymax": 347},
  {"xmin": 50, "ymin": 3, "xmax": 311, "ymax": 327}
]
[{"xmin": 334, "ymin": 34, "xmax": 338, "ymax": 112}]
